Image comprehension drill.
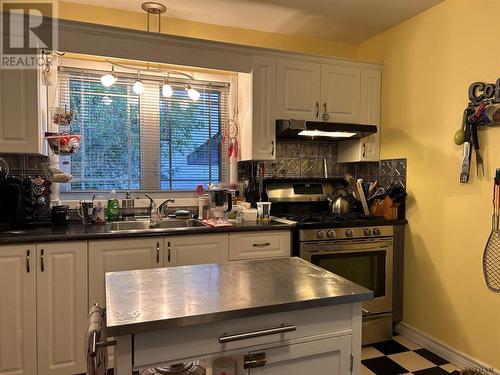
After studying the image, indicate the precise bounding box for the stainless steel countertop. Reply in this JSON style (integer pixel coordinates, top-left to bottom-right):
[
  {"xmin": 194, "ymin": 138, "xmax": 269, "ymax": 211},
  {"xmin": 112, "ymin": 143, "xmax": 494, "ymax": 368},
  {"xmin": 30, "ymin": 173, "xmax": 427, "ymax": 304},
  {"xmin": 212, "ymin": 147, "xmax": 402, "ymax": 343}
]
[{"xmin": 105, "ymin": 257, "xmax": 373, "ymax": 336}]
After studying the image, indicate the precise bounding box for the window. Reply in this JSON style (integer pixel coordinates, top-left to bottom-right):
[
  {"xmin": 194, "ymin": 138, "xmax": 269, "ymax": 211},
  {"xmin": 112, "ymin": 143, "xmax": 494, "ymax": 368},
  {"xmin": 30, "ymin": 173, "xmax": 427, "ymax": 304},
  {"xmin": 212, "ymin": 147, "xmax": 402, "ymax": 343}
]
[{"xmin": 57, "ymin": 67, "xmax": 229, "ymax": 192}]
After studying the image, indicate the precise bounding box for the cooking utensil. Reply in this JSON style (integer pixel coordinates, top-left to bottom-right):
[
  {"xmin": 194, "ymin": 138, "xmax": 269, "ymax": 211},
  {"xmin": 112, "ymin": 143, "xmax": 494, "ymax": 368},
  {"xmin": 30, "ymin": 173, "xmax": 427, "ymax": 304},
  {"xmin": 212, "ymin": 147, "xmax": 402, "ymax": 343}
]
[
  {"xmin": 471, "ymin": 124, "xmax": 485, "ymax": 177},
  {"xmin": 483, "ymin": 169, "xmax": 500, "ymax": 292},
  {"xmin": 345, "ymin": 174, "xmax": 359, "ymax": 200},
  {"xmin": 459, "ymin": 121, "xmax": 472, "ymax": 183},
  {"xmin": 454, "ymin": 109, "xmax": 468, "ymax": 145},
  {"xmin": 356, "ymin": 179, "xmax": 370, "ymax": 215}
]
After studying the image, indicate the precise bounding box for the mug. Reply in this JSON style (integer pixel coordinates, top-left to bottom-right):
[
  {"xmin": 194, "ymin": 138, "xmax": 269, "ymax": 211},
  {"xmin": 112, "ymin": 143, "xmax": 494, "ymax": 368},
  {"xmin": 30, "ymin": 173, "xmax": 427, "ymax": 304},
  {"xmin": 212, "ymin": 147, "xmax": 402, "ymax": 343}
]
[{"xmin": 77, "ymin": 201, "xmax": 94, "ymax": 225}]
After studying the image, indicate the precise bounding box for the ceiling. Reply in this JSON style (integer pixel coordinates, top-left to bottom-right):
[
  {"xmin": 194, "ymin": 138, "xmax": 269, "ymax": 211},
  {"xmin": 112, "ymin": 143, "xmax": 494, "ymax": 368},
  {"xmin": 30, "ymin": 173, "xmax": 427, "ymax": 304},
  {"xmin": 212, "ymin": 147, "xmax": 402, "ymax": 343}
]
[{"xmin": 68, "ymin": 0, "xmax": 444, "ymax": 43}]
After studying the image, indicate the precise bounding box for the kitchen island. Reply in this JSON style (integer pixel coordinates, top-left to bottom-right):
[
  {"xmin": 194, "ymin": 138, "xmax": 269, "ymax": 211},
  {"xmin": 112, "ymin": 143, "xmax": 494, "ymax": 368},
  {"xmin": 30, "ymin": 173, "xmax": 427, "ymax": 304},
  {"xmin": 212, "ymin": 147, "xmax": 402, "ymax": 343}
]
[{"xmin": 106, "ymin": 257, "xmax": 373, "ymax": 374}]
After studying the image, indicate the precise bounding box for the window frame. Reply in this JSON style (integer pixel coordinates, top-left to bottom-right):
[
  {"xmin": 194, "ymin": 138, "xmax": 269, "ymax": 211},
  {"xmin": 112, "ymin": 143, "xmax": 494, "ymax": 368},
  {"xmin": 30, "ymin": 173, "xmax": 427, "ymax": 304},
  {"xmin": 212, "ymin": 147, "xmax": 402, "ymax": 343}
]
[{"xmin": 55, "ymin": 59, "xmax": 231, "ymax": 199}]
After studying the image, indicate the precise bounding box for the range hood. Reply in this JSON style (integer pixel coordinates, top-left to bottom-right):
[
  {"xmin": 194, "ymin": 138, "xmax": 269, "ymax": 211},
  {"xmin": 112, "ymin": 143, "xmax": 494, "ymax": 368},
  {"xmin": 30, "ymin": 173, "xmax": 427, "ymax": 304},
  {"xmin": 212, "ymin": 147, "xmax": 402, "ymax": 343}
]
[{"xmin": 276, "ymin": 119, "xmax": 377, "ymax": 141}]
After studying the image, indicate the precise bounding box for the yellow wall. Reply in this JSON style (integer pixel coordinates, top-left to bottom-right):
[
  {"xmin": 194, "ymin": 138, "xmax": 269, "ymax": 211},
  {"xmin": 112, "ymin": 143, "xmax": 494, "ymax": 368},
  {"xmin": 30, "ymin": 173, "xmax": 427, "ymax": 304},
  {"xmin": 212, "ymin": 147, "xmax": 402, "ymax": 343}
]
[
  {"xmin": 357, "ymin": 0, "xmax": 500, "ymax": 368},
  {"xmin": 58, "ymin": 1, "xmax": 357, "ymax": 59}
]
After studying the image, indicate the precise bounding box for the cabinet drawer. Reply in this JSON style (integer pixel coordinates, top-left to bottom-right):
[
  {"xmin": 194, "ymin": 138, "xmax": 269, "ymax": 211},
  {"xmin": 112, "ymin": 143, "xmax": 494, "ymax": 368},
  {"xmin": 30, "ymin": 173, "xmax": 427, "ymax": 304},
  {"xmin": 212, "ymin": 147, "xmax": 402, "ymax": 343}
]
[
  {"xmin": 228, "ymin": 231, "xmax": 291, "ymax": 260},
  {"xmin": 134, "ymin": 304, "xmax": 354, "ymax": 367}
]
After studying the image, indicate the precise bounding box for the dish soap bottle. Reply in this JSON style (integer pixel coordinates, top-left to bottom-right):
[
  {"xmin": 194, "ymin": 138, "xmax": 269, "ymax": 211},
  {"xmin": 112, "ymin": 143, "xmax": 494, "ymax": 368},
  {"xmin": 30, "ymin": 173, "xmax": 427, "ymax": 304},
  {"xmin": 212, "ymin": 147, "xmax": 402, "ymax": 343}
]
[{"xmin": 107, "ymin": 190, "xmax": 120, "ymax": 222}]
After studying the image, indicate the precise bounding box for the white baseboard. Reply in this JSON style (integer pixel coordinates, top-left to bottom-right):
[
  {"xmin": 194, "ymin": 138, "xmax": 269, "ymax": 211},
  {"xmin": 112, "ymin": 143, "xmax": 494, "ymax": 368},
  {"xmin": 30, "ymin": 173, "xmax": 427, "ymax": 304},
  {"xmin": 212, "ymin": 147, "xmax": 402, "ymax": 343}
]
[{"xmin": 395, "ymin": 322, "xmax": 499, "ymax": 375}]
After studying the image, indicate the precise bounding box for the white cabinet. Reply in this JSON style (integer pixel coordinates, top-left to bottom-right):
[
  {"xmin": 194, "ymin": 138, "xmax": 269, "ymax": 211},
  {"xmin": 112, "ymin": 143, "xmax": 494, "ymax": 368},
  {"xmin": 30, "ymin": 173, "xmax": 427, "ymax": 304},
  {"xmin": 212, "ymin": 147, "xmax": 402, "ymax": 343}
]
[
  {"xmin": 228, "ymin": 231, "xmax": 291, "ymax": 261},
  {"xmin": 35, "ymin": 242, "xmax": 87, "ymax": 375},
  {"xmin": 321, "ymin": 64, "xmax": 361, "ymax": 123},
  {"xmin": 0, "ymin": 47, "xmax": 47, "ymax": 155},
  {"xmin": 89, "ymin": 238, "xmax": 163, "ymax": 306},
  {"xmin": 276, "ymin": 58, "xmax": 321, "ymax": 121},
  {"xmin": 239, "ymin": 55, "xmax": 277, "ymax": 161},
  {"xmin": 337, "ymin": 69, "xmax": 381, "ymax": 162},
  {"xmin": 247, "ymin": 335, "xmax": 352, "ymax": 375},
  {"xmin": 165, "ymin": 234, "xmax": 229, "ymax": 266},
  {"xmin": 0, "ymin": 245, "xmax": 36, "ymax": 375}
]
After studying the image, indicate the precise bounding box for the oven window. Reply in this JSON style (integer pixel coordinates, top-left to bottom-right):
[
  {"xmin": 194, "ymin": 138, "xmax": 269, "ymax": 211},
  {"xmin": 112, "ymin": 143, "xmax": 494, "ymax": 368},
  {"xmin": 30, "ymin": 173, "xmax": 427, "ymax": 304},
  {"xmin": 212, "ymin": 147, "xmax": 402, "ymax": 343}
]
[{"xmin": 311, "ymin": 251, "xmax": 386, "ymax": 298}]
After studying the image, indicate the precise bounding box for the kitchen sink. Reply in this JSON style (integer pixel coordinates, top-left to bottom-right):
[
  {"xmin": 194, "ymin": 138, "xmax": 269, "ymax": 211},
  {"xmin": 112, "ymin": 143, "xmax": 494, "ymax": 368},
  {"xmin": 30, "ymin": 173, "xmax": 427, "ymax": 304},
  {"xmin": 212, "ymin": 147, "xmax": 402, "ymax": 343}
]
[{"xmin": 109, "ymin": 219, "xmax": 206, "ymax": 232}]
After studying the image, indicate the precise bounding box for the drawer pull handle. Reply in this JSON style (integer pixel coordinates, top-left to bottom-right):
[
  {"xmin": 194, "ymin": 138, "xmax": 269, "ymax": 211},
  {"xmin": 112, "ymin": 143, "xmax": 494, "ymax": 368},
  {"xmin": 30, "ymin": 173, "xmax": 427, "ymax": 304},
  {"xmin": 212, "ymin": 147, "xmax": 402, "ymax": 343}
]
[
  {"xmin": 252, "ymin": 242, "xmax": 270, "ymax": 248},
  {"xmin": 26, "ymin": 250, "xmax": 30, "ymax": 273},
  {"xmin": 40, "ymin": 249, "xmax": 44, "ymax": 272},
  {"xmin": 219, "ymin": 324, "xmax": 296, "ymax": 343}
]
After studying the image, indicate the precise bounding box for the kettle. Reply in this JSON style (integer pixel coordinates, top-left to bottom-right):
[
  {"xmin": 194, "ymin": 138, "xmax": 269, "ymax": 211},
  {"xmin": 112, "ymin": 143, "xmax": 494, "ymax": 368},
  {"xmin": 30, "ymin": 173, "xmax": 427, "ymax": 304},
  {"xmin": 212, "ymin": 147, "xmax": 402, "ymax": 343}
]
[{"xmin": 327, "ymin": 190, "xmax": 350, "ymax": 214}]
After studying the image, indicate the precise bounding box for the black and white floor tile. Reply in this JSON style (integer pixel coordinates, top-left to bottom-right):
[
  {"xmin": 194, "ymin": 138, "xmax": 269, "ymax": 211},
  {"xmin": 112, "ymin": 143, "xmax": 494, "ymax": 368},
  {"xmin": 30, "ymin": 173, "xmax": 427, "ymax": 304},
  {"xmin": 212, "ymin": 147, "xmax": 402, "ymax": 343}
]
[{"xmin": 362, "ymin": 334, "xmax": 462, "ymax": 375}]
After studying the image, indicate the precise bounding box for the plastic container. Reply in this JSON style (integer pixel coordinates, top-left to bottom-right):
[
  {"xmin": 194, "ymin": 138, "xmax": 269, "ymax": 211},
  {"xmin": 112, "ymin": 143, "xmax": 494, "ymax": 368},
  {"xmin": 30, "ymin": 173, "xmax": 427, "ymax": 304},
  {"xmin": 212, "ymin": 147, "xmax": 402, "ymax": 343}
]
[
  {"xmin": 241, "ymin": 208, "xmax": 257, "ymax": 222},
  {"xmin": 257, "ymin": 201, "xmax": 272, "ymax": 220},
  {"xmin": 106, "ymin": 190, "xmax": 120, "ymax": 222}
]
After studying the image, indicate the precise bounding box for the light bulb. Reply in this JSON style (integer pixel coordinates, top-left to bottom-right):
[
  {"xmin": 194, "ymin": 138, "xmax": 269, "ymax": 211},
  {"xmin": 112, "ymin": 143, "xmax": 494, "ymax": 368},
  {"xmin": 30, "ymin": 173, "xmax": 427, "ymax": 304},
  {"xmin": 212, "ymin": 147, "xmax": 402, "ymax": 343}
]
[
  {"xmin": 186, "ymin": 84, "xmax": 200, "ymax": 101},
  {"xmin": 162, "ymin": 82, "xmax": 173, "ymax": 97},
  {"xmin": 101, "ymin": 66, "xmax": 116, "ymax": 87},
  {"xmin": 100, "ymin": 73, "xmax": 116, "ymax": 87},
  {"xmin": 133, "ymin": 79, "xmax": 144, "ymax": 94}
]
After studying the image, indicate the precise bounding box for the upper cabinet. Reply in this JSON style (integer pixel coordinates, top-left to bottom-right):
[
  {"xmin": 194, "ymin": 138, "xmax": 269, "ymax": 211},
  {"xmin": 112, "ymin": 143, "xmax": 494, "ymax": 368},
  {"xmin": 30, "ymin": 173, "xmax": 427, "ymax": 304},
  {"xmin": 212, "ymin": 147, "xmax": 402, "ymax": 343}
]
[
  {"xmin": 276, "ymin": 59, "xmax": 321, "ymax": 121},
  {"xmin": 320, "ymin": 64, "xmax": 361, "ymax": 123},
  {"xmin": 337, "ymin": 69, "xmax": 381, "ymax": 162},
  {"xmin": 239, "ymin": 55, "xmax": 277, "ymax": 161},
  {"xmin": 0, "ymin": 50, "xmax": 47, "ymax": 155}
]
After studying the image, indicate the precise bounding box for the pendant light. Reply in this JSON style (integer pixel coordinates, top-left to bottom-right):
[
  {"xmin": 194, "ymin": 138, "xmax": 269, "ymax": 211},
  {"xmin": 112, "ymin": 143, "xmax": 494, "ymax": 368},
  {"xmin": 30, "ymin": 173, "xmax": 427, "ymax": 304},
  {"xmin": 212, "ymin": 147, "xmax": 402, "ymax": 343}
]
[
  {"xmin": 162, "ymin": 74, "xmax": 173, "ymax": 97},
  {"xmin": 133, "ymin": 71, "xmax": 144, "ymax": 94},
  {"xmin": 101, "ymin": 65, "xmax": 117, "ymax": 87},
  {"xmin": 186, "ymin": 82, "xmax": 200, "ymax": 101}
]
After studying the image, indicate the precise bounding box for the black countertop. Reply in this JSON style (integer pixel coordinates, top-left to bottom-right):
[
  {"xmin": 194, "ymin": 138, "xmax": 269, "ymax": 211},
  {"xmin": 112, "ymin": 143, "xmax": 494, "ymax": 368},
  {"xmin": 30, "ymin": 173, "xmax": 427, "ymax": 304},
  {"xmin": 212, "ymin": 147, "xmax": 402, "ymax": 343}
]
[{"xmin": 0, "ymin": 219, "xmax": 296, "ymax": 245}]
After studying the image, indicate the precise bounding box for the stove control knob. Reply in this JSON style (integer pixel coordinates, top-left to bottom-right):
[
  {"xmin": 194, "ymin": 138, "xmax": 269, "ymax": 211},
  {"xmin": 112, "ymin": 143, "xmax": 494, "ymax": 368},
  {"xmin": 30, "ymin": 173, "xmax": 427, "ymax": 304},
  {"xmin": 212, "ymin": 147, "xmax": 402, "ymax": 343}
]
[
  {"xmin": 317, "ymin": 230, "xmax": 325, "ymax": 239},
  {"xmin": 364, "ymin": 228, "xmax": 372, "ymax": 236},
  {"xmin": 373, "ymin": 228, "xmax": 381, "ymax": 236},
  {"xmin": 346, "ymin": 229, "xmax": 354, "ymax": 237},
  {"xmin": 327, "ymin": 230, "xmax": 336, "ymax": 239}
]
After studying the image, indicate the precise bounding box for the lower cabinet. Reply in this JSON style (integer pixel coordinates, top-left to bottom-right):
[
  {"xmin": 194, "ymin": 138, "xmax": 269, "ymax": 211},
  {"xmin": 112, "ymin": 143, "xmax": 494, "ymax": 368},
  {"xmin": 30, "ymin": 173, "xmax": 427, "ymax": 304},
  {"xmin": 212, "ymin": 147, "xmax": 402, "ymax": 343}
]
[
  {"xmin": 36, "ymin": 242, "xmax": 88, "ymax": 375},
  {"xmin": 165, "ymin": 234, "xmax": 229, "ymax": 266},
  {"xmin": 0, "ymin": 242, "xmax": 87, "ymax": 375},
  {"xmin": 228, "ymin": 231, "xmax": 291, "ymax": 261},
  {"xmin": 246, "ymin": 335, "xmax": 352, "ymax": 375},
  {"xmin": 0, "ymin": 245, "xmax": 36, "ymax": 375},
  {"xmin": 88, "ymin": 238, "xmax": 163, "ymax": 307}
]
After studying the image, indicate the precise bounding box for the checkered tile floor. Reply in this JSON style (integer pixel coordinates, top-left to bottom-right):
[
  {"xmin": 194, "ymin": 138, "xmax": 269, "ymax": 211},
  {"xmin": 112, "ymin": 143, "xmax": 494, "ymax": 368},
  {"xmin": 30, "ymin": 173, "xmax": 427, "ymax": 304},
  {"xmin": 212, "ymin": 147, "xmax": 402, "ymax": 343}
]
[{"xmin": 362, "ymin": 334, "xmax": 462, "ymax": 375}]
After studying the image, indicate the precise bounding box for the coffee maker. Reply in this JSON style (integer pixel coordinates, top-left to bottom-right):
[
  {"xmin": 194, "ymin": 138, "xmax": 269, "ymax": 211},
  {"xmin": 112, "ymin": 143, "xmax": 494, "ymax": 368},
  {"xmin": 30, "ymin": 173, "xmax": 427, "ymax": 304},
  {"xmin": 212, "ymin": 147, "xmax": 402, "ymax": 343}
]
[{"xmin": 209, "ymin": 189, "xmax": 232, "ymax": 223}]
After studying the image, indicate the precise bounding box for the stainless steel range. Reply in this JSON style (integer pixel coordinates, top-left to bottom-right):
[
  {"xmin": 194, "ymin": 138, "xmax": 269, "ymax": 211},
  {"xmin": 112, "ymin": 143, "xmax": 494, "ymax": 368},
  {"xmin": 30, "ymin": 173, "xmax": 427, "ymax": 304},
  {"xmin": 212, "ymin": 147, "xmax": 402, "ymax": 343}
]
[{"xmin": 266, "ymin": 178, "xmax": 395, "ymax": 345}]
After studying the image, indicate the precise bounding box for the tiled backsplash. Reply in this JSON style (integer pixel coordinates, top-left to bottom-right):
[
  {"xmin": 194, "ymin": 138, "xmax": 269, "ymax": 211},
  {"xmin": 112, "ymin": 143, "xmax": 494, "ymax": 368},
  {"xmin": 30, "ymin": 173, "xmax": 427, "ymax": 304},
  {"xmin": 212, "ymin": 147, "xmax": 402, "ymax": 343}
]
[
  {"xmin": 0, "ymin": 154, "xmax": 48, "ymax": 179},
  {"xmin": 239, "ymin": 140, "xmax": 407, "ymax": 188}
]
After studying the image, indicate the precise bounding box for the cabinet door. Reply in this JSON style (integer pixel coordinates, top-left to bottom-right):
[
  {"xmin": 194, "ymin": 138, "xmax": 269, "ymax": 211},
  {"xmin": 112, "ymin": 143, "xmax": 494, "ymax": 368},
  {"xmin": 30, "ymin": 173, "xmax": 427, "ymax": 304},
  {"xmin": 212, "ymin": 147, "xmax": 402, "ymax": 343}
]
[
  {"xmin": 247, "ymin": 335, "xmax": 352, "ymax": 375},
  {"xmin": 89, "ymin": 238, "xmax": 163, "ymax": 306},
  {"xmin": 337, "ymin": 68, "xmax": 381, "ymax": 163},
  {"xmin": 276, "ymin": 58, "xmax": 321, "ymax": 121},
  {"xmin": 251, "ymin": 55, "xmax": 277, "ymax": 160},
  {"xmin": 228, "ymin": 231, "xmax": 290, "ymax": 261},
  {"xmin": 0, "ymin": 42, "xmax": 47, "ymax": 154},
  {"xmin": 0, "ymin": 245, "xmax": 36, "ymax": 375},
  {"xmin": 165, "ymin": 234, "xmax": 228, "ymax": 266},
  {"xmin": 320, "ymin": 64, "xmax": 361, "ymax": 123},
  {"xmin": 359, "ymin": 68, "xmax": 381, "ymax": 161},
  {"xmin": 36, "ymin": 242, "xmax": 87, "ymax": 375}
]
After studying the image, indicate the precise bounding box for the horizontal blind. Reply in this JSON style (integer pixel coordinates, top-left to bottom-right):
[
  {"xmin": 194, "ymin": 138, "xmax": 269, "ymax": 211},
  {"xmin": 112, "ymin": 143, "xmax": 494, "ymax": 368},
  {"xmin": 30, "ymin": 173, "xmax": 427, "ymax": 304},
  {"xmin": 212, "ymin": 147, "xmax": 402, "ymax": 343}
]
[{"xmin": 57, "ymin": 67, "xmax": 230, "ymax": 192}]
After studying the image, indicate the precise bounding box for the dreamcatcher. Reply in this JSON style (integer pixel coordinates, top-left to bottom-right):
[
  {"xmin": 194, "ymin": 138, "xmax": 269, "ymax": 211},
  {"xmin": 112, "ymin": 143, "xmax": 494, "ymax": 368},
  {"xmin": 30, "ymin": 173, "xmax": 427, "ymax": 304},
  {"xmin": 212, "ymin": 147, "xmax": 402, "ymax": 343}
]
[{"xmin": 222, "ymin": 108, "xmax": 239, "ymax": 158}]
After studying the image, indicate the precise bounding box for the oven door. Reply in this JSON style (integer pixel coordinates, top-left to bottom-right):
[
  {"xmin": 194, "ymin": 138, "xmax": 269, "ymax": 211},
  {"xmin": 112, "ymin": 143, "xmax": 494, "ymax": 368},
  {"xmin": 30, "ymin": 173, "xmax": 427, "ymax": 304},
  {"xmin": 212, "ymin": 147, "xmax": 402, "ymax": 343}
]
[{"xmin": 300, "ymin": 239, "xmax": 393, "ymax": 315}]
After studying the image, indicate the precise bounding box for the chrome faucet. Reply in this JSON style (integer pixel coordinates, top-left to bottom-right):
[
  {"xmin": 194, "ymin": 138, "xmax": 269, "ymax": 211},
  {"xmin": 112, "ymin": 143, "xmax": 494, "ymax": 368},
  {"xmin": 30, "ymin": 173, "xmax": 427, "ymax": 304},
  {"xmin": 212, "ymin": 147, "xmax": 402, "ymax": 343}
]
[
  {"xmin": 158, "ymin": 198, "xmax": 176, "ymax": 217},
  {"xmin": 144, "ymin": 195, "xmax": 176, "ymax": 219}
]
